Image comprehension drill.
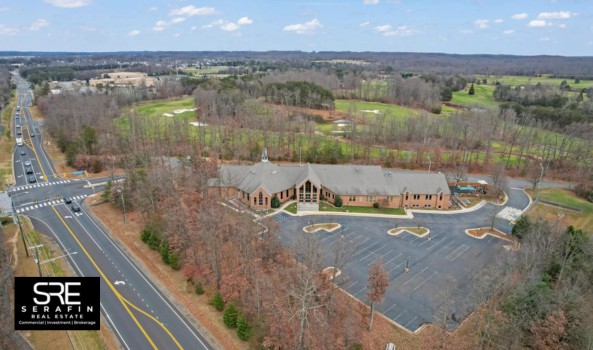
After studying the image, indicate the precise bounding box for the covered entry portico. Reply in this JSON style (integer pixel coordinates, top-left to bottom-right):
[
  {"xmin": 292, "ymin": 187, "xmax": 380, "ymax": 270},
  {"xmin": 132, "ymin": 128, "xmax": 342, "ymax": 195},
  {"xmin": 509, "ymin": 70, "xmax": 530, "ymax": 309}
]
[{"xmin": 296, "ymin": 179, "xmax": 321, "ymax": 211}]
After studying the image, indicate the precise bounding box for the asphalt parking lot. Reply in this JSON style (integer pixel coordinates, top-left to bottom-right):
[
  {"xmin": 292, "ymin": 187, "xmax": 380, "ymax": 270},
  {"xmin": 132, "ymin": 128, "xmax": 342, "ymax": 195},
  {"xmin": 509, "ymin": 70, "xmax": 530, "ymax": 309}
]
[{"xmin": 272, "ymin": 188, "xmax": 531, "ymax": 332}]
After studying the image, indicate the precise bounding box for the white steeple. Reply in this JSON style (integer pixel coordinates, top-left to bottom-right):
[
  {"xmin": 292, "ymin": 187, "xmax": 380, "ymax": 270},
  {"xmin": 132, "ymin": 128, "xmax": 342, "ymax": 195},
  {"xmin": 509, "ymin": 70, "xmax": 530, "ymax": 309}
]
[{"xmin": 262, "ymin": 147, "xmax": 269, "ymax": 162}]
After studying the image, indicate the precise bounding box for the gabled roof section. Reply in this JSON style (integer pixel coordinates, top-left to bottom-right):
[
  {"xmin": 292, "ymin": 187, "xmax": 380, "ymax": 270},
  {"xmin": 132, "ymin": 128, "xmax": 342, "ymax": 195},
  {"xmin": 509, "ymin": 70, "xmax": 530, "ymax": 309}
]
[
  {"xmin": 226, "ymin": 161, "xmax": 294, "ymax": 196},
  {"xmin": 294, "ymin": 163, "xmax": 322, "ymax": 188}
]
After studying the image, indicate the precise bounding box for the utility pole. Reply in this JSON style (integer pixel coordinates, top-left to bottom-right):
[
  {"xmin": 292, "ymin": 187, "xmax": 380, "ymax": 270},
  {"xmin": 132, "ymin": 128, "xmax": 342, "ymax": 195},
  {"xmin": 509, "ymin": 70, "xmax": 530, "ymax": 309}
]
[
  {"xmin": 427, "ymin": 156, "xmax": 432, "ymax": 173},
  {"xmin": 11, "ymin": 201, "xmax": 29, "ymax": 257},
  {"xmin": 116, "ymin": 188, "xmax": 126, "ymax": 224}
]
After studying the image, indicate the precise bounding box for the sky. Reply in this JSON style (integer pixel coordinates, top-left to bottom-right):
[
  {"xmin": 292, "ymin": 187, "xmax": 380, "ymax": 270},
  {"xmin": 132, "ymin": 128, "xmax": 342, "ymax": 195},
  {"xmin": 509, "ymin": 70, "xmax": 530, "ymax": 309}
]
[{"xmin": 0, "ymin": 0, "xmax": 592, "ymax": 55}]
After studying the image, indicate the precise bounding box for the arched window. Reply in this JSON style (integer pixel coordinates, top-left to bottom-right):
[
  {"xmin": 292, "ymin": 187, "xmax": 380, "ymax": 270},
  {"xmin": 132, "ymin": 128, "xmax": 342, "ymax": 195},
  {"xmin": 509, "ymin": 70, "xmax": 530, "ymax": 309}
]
[{"xmin": 258, "ymin": 192, "xmax": 263, "ymax": 205}]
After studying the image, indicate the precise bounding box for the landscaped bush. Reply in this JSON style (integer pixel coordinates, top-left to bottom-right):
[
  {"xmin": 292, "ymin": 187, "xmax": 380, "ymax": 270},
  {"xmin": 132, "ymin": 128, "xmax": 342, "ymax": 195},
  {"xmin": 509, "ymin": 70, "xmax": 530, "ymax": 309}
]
[
  {"xmin": 271, "ymin": 195, "xmax": 280, "ymax": 208},
  {"xmin": 334, "ymin": 195, "xmax": 343, "ymax": 207},
  {"xmin": 373, "ymin": 202, "xmax": 379, "ymax": 208}
]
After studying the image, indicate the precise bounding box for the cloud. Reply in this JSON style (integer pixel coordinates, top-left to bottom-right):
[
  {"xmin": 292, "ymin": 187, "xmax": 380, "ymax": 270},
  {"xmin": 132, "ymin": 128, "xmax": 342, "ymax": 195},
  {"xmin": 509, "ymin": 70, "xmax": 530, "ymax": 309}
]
[
  {"xmin": 0, "ymin": 24, "xmax": 18, "ymax": 36},
  {"xmin": 127, "ymin": 29, "xmax": 140, "ymax": 36},
  {"xmin": 363, "ymin": 0, "xmax": 379, "ymax": 4},
  {"xmin": 237, "ymin": 17, "xmax": 253, "ymax": 25},
  {"xmin": 558, "ymin": 23, "xmax": 566, "ymax": 29},
  {"xmin": 503, "ymin": 29, "xmax": 514, "ymax": 35},
  {"xmin": 30, "ymin": 19, "xmax": 49, "ymax": 31},
  {"xmin": 283, "ymin": 19, "xmax": 323, "ymax": 34},
  {"xmin": 360, "ymin": 21, "xmax": 370, "ymax": 28},
  {"xmin": 529, "ymin": 19, "xmax": 548, "ymax": 27},
  {"xmin": 383, "ymin": 25, "xmax": 416, "ymax": 37},
  {"xmin": 474, "ymin": 19, "xmax": 490, "ymax": 29},
  {"xmin": 170, "ymin": 17, "xmax": 186, "ymax": 24},
  {"xmin": 540, "ymin": 37, "xmax": 550, "ymax": 42},
  {"xmin": 221, "ymin": 22, "xmax": 240, "ymax": 32},
  {"xmin": 190, "ymin": 26, "xmax": 197, "ymax": 31},
  {"xmin": 174, "ymin": 33, "xmax": 181, "ymax": 38},
  {"xmin": 494, "ymin": 19, "xmax": 504, "ymax": 24},
  {"xmin": 202, "ymin": 19, "xmax": 225, "ymax": 29},
  {"xmin": 148, "ymin": 6, "xmax": 157, "ymax": 11},
  {"xmin": 169, "ymin": 5, "xmax": 215, "ymax": 17},
  {"xmin": 374, "ymin": 24, "xmax": 392, "ymax": 33},
  {"xmin": 43, "ymin": 0, "xmax": 92, "ymax": 8},
  {"xmin": 460, "ymin": 29, "xmax": 473, "ymax": 34},
  {"xmin": 537, "ymin": 11, "xmax": 574, "ymax": 20},
  {"xmin": 511, "ymin": 13, "xmax": 529, "ymax": 20}
]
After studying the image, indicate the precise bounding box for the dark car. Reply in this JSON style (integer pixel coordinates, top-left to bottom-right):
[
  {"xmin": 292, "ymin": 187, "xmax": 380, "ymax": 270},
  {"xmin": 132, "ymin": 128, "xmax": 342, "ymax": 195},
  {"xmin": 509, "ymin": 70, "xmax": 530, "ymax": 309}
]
[
  {"xmin": 71, "ymin": 203, "xmax": 81, "ymax": 212},
  {"xmin": 64, "ymin": 197, "xmax": 72, "ymax": 204},
  {"xmin": 25, "ymin": 166, "xmax": 33, "ymax": 174},
  {"xmin": 19, "ymin": 149, "xmax": 26, "ymax": 156},
  {"xmin": 28, "ymin": 175, "xmax": 36, "ymax": 183}
]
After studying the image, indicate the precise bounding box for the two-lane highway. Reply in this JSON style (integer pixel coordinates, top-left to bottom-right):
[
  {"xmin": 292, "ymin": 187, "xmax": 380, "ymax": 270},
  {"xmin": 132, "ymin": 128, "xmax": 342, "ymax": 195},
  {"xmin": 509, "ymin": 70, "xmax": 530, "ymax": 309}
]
[{"xmin": 8, "ymin": 74, "xmax": 214, "ymax": 349}]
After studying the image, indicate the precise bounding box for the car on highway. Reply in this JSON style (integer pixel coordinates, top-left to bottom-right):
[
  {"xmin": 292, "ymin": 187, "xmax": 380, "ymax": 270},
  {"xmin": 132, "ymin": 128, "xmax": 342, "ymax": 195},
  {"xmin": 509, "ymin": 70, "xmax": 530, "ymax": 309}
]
[
  {"xmin": 25, "ymin": 166, "xmax": 33, "ymax": 174},
  {"xmin": 28, "ymin": 175, "xmax": 36, "ymax": 183},
  {"xmin": 64, "ymin": 197, "xmax": 72, "ymax": 204},
  {"xmin": 24, "ymin": 160, "xmax": 31, "ymax": 166},
  {"xmin": 71, "ymin": 203, "xmax": 81, "ymax": 212},
  {"xmin": 16, "ymin": 130, "xmax": 21, "ymax": 135},
  {"xmin": 19, "ymin": 149, "xmax": 26, "ymax": 156}
]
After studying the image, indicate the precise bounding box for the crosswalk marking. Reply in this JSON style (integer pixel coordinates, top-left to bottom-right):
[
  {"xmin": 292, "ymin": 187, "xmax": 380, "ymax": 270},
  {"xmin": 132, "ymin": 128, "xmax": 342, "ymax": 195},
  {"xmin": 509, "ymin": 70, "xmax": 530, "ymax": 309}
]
[
  {"xmin": 11, "ymin": 180, "xmax": 72, "ymax": 192},
  {"xmin": 14, "ymin": 194, "xmax": 88, "ymax": 214}
]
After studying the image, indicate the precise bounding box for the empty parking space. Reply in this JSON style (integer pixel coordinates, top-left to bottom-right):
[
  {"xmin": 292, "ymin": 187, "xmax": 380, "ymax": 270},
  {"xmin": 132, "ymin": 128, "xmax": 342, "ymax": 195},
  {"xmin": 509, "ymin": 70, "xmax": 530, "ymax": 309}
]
[{"xmin": 274, "ymin": 212, "xmax": 506, "ymax": 332}]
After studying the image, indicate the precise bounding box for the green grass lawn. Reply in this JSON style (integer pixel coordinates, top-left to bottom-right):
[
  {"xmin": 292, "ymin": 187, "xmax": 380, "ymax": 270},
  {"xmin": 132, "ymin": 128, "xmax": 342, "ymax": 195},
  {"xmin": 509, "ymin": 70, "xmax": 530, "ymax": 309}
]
[
  {"xmin": 526, "ymin": 188, "xmax": 593, "ymax": 235},
  {"xmin": 451, "ymin": 84, "xmax": 498, "ymax": 108},
  {"xmin": 481, "ymin": 75, "xmax": 593, "ymax": 88},
  {"xmin": 335, "ymin": 99, "xmax": 421, "ymax": 121},
  {"xmin": 134, "ymin": 97, "xmax": 195, "ymax": 117},
  {"xmin": 284, "ymin": 202, "xmax": 297, "ymax": 214},
  {"xmin": 319, "ymin": 201, "xmax": 406, "ymax": 215}
]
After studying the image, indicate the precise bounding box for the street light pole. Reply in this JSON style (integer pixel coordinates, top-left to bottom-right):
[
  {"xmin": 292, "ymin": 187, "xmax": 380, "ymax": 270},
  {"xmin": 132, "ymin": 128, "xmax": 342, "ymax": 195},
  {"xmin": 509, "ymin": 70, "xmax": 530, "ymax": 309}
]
[
  {"xmin": 538, "ymin": 162, "xmax": 544, "ymax": 191},
  {"xmin": 34, "ymin": 245, "xmax": 42, "ymax": 277},
  {"xmin": 11, "ymin": 201, "xmax": 29, "ymax": 257},
  {"xmin": 404, "ymin": 256, "xmax": 410, "ymax": 272},
  {"xmin": 427, "ymin": 156, "xmax": 432, "ymax": 173}
]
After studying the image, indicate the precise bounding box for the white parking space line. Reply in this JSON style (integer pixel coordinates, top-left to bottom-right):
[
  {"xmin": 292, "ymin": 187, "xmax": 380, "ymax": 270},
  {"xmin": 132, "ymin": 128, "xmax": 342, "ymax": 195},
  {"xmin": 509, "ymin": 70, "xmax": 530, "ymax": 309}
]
[
  {"xmin": 403, "ymin": 266, "xmax": 429, "ymax": 286},
  {"xmin": 383, "ymin": 303, "xmax": 397, "ymax": 314},
  {"xmin": 446, "ymin": 244, "xmax": 470, "ymax": 262},
  {"xmin": 404, "ymin": 316, "xmax": 418, "ymax": 329},
  {"xmin": 359, "ymin": 246, "xmax": 387, "ymax": 262},
  {"xmin": 382, "ymin": 253, "xmax": 402, "ymax": 267},
  {"xmin": 353, "ymin": 286, "xmax": 367, "ymax": 297},
  {"xmin": 418, "ymin": 233, "xmax": 440, "ymax": 246},
  {"xmin": 342, "ymin": 280, "xmax": 358, "ymax": 290},
  {"xmin": 352, "ymin": 242, "xmax": 384, "ymax": 258},
  {"xmin": 412, "ymin": 271, "xmax": 438, "ymax": 292},
  {"xmin": 394, "ymin": 310, "xmax": 407, "ymax": 321},
  {"xmin": 366, "ymin": 249, "xmax": 394, "ymax": 265}
]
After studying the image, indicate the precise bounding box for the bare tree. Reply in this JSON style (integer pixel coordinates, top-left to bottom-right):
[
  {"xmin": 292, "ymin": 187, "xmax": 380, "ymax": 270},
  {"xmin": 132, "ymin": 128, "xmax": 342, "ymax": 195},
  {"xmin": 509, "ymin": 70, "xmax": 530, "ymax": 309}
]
[{"xmin": 367, "ymin": 258, "xmax": 389, "ymax": 331}]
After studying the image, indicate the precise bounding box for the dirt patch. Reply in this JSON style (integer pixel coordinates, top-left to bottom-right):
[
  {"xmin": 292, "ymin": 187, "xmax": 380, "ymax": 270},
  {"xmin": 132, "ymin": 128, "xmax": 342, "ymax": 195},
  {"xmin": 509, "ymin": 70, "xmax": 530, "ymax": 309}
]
[
  {"xmin": 268, "ymin": 103, "xmax": 351, "ymax": 122},
  {"xmin": 466, "ymin": 228, "xmax": 516, "ymax": 243},
  {"xmin": 87, "ymin": 198, "xmax": 247, "ymax": 350}
]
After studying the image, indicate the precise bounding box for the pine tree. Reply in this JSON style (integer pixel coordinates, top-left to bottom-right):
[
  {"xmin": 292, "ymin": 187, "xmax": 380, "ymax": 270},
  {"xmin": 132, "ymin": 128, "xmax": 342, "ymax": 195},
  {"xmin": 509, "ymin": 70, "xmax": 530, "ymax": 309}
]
[
  {"xmin": 160, "ymin": 239, "xmax": 170, "ymax": 265},
  {"xmin": 212, "ymin": 292, "xmax": 224, "ymax": 311},
  {"xmin": 271, "ymin": 195, "xmax": 280, "ymax": 208},
  {"xmin": 468, "ymin": 83, "xmax": 475, "ymax": 95},
  {"xmin": 236, "ymin": 315, "xmax": 251, "ymax": 341},
  {"xmin": 223, "ymin": 302, "xmax": 238, "ymax": 328}
]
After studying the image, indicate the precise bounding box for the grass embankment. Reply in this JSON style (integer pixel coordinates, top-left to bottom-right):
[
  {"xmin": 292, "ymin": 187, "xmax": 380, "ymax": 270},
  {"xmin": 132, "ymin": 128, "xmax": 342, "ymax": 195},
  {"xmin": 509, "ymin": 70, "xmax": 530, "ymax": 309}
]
[
  {"xmin": 481, "ymin": 75, "xmax": 593, "ymax": 88},
  {"xmin": 134, "ymin": 97, "xmax": 195, "ymax": 117},
  {"xmin": 526, "ymin": 188, "xmax": 593, "ymax": 234},
  {"xmin": 319, "ymin": 201, "xmax": 406, "ymax": 215}
]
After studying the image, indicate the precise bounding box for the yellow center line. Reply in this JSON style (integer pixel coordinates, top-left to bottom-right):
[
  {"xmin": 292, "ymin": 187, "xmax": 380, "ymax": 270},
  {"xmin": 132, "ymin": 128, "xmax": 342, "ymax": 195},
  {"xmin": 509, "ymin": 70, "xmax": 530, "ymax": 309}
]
[
  {"xmin": 22, "ymin": 123, "xmax": 48, "ymax": 180},
  {"xmin": 51, "ymin": 207, "xmax": 158, "ymax": 350}
]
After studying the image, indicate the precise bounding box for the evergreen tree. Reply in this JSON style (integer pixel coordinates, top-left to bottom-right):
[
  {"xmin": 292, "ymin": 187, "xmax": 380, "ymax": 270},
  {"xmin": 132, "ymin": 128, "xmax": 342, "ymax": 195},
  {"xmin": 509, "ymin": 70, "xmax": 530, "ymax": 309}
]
[
  {"xmin": 223, "ymin": 302, "xmax": 238, "ymax": 328},
  {"xmin": 236, "ymin": 315, "xmax": 251, "ymax": 341},
  {"xmin": 101, "ymin": 180, "xmax": 112, "ymax": 202},
  {"xmin": 512, "ymin": 215, "xmax": 531, "ymax": 240},
  {"xmin": 334, "ymin": 195, "xmax": 343, "ymax": 207},
  {"xmin": 271, "ymin": 195, "xmax": 280, "ymax": 208},
  {"xmin": 468, "ymin": 83, "xmax": 475, "ymax": 95},
  {"xmin": 160, "ymin": 239, "xmax": 170, "ymax": 265},
  {"xmin": 212, "ymin": 292, "xmax": 224, "ymax": 311}
]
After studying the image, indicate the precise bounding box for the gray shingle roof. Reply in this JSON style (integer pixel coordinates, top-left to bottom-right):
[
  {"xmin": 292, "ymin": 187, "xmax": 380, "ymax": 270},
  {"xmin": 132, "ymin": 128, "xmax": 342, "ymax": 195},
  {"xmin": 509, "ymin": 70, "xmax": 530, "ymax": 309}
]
[{"xmin": 214, "ymin": 161, "xmax": 450, "ymax": 196}]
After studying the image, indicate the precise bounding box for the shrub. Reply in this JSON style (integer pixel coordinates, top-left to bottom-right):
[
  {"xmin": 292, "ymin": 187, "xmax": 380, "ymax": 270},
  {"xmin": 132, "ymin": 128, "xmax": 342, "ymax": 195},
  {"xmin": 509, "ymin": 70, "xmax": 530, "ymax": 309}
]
[
  {"xmin": 194, "ymin": 282, "xmax": 204, "ymax": 295},
  {"xmin": 160, "ymin": 240, "xmax": 170, "ymax": 265},
  {"xmin": 373, "ymin": 202, "xmax": 379, "ymax": 209},
  {"xmin": 236, "ymin": 315, "xmax": 251, "ymax": 341},
  {"xmin": 223, "ymin": 302, "xmax": 238, "ymax": 328},
  {"xmin": 468, "ymin": 83, "xmax": 475, "ymax": 95},
  {"xmin": 168, "ymin": 253, "xmax": 181, "ymax": 270},
  {"xmin": 212, "ymin": 292, "xmax": 224, "ymax": 311},
  {"xmin": 271, "ymin": 195, "xmax": 280, "ymax": 209},
  {"xmin": 334, "ymin": 195, "xmax": 343, "ymax": 207}
]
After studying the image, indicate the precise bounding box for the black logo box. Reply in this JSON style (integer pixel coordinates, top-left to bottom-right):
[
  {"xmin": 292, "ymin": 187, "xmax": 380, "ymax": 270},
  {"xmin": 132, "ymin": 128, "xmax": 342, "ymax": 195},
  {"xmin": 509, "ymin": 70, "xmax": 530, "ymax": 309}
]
[{"xmin": 14, "ymin": 277, "xmax": 100, "ymax": 331}]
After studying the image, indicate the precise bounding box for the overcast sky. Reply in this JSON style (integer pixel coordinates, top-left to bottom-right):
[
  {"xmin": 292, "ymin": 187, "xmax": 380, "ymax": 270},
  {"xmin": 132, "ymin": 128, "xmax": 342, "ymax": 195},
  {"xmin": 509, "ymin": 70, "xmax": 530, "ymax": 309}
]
[{"xmin": 0, "ymin": 0, "xmax": 592, "ymax": 55}]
